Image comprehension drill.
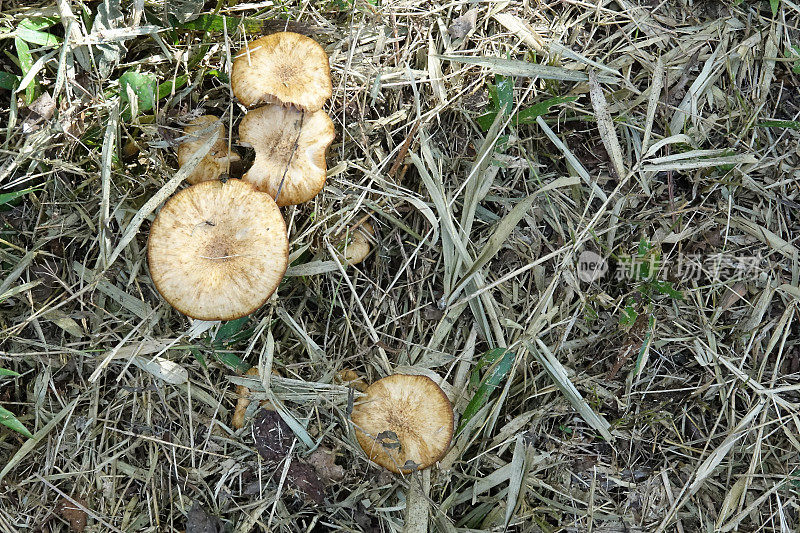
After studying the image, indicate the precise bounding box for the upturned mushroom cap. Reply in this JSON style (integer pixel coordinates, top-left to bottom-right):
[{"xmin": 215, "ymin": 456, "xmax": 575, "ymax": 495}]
[
  {"xmin": 147, "ymin": 179, "xmax": 288, "ymax": 321},
  {"xmin": 350, "ymin": 374, "xmax": 454, "ymax": 474},
  {"xmin": 177, "ymin": 116, "xmax": 241, "ymax": 185},
  {"xmin": 231, "ymin": 32, "xmax": 332, "ymax": 112},
  {"xmin": 239, "ymin": 104, "xmax": 334, "ymax": 206}
]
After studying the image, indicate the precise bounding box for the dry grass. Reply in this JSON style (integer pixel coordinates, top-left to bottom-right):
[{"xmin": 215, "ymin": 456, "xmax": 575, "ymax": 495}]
[{"xmin": 1, "ymin": 0, "xmax": 799, "ymax": 531}]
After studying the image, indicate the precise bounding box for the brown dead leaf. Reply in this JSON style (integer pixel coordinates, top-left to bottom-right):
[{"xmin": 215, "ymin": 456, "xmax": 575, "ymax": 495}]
[
  {"xmin": 720, "ymin": 282, "xmax": 748, "ymax": 312},
  {"xmin": 22, "ymin": 92, "xmax": 57, "ymax": 134},
  {"xmin": 448, "ymin": 9, "xmax": 477, "ymax": 40}
]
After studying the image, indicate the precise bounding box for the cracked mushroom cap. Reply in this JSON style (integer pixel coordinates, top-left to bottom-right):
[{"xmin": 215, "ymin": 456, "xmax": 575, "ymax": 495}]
[
  {"xmin": 239, "ymin": 104, "xmax": 334, "ymax": 206},
  {"xmin": 147, "ymin": 179, "xmax": 288, "ymax": 321},
  {"xmin": 350, "ymin": 374, "xmax": 454, "ymax": 474},
  {"xmin": 231, "ymin": 32, "xmax": 332, "ymax": 112},
  {"xmin": 177, "ymin": 116, "xmax": 241, "ymax": 185}
]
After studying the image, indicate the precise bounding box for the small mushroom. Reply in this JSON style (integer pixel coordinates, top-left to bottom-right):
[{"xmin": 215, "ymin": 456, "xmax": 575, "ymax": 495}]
[
  {"xmin": 239, "ymin": 104, "xmax": 334, "ymax": 206},
  {"xmin": 147, "ymin": 179, "xmax": 288, "ymax": 321},
  {"xmin": 336, "ymin": 368, "xmax": 368, "ymax": 392},
  {"xmin": 232, "ymin": 367, "xmax": 261, "ymax": 429},
  {"xmin": 231, "ymin": 32, "xmax": 332, "ymax": 112},
  {"xmin": 177, "ymin": 115, "xmax": 241, "ymax": 185},
  {"xmin": 232, "ymin": 367, "xmax": 279, "ymax": 429},
  {"xmin": 350, "ymin": 374, "xmax": 454, "ymax": 474},
  {"xmin": 336, "ymin": 222, "xmax": 375, "ymax": 265}
]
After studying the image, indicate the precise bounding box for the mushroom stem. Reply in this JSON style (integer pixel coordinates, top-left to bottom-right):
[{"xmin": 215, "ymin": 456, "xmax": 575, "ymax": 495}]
[
  {"xmin": 403, "ymin": 470, "xmax": 431, "ymax": 533},
  {"xmin": 232, "ymin": 367, "xmax": 260, "ymax": 429}
]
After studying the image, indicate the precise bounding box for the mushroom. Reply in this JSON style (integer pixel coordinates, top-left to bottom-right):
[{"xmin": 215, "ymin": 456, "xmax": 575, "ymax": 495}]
[
  {"xmin": 350, "ymin": 374, "xmax": 454, "ymax": 474},
  {"xmin": 231, "ymin": 32, "xmax": 332, "ymax": 112},
  {"xmin": 232, "ymin": 366, "xmax": 279, "ymax": 429},
  {"xmin": 147, "ymin": 179, "xmax": 288, "ymax": 321},
  {"xmin": 232, "ymin": 367, "xmax": 261, "ymax": 429},
  {"xmin": 336, "ymin": 221, "xmax": 375, "ymax": 265},
  {"xmin": 177, "ymin": 115, "xmax": 241, "ymax": 185},
  {"xmin": 239, "ymin": 104, "xmax": 334, "ymax": 206},
  {"xmin": 336, "ymin": 368, "xmax": 368, "ymax": 392}
]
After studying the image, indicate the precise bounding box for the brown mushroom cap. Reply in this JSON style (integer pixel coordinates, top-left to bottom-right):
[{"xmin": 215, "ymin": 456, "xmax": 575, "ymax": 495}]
[
  {"xmin": 338, "ymin": 222, "xmax": 375, "ymax": 265},
  {"xmin": 231, "ymin": 32, "xmax": 332, "ymax": 112},
  {"xmin": 239, "ymin": 104, "xmax": 334, "ymax": 206},
  {"xmin": 350, "ymin": 374, "xmax": 454, "ymax": 474},
  {"xmin": 177, "ymin": 116, "xmax": 241, "ymax": 185},
  {"xmin": 147, "ymin": 179, "xmax": 288, "ymax": 321}
]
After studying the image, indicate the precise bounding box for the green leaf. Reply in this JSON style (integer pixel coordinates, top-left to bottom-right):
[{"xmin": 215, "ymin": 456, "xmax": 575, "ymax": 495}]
[
  {"xmin": 20, "ymin": 16, "xmax": 60, "ymax": 31},
  {"xmin": 0, "ymin": 70, "xmax": 21, "ymax": 91},
  {"xmin": 495, "ymin": 75, "xmax": 514, "ymax": 115},
  {"xmin": 0, "ymin": 72, "xmax": 19, "ymax": 90},
  {"xmin": 213, "ymin": 350, "xmax": 251, "ymax": 373},
  {"xmin": 652, "ymin": 280, "xmax": 684, "ymax": 300},
  {"xmin": 637, "ymin": 238, "xmax": 652, "ymax": 257},
  {"xmin": 770, "ymin": 0, "xmax": 780, "ymax": 16},
  {"xmin": 157, "ymin": 75, "xmax": 189, "ymax": 100},
  {"xmin": 467, "ymin": 347, "xmax": 510, "ymax": 387},
  {"xmin": 172, "ymin": 14, "xmax": 267, "ymax": 33},
  {"xmin": 189, "ymin": 347, "xmax": 208, "ymax": 370},
  {"xmin": 0, "ymin": 187, "xmax": 40, "ymax": 207},
  {"xmin": 206, "ymin": 69, "xmax": 229, "ymax": 84},
  {"xmin": 457, "ymin": 348, "xmax": 516, "ymax": 435},
  {"xmin": 119, "ymin": 70, "xmax": 157, "ymax": 119},
  {"xmin": 757, "ymin": 119, "xmax": 800, "ymax": 130},
  {"xmin": 477, "ymin": 95, "xmax": 577, "ymax": 131},
  {"xmin": 513, "ymin": 96, "xmax": 578, "ymax": 124},
  {"xmin": 214, "ymin": 316, "xmax": 250, "ymax": 347},
  {"xmin": 0, "ymin": 368, "xmax": 20, "ymax": 377},
  {"xmin": 633, "ymin": 315, "xmax": 657, "ymax": 376},
  {"xmin": 14, "ymin": 36, "xmax": 37, "ymax": 104},
  {"xmin": 17, "ymin": 19, "xmax": 61, "ymax": 46},
  {"xmin": 0, "ymin": 406, "xmax": 32, "ymax": 439},
  {"xmin": 620, "ymin": 305, "xmax": 638, "ymax": 326}
]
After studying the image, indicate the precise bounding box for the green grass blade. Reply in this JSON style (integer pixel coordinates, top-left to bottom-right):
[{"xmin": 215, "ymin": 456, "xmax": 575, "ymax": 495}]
[
  {"xmin": 0, "ymin": 398, "xmax": 79, "ymax": 482},
  {"xmin": 172, "ymin": 14, "xmax": 267, "ymax": 33},
  {"xmin": 16, "ymin": 19, "xmax": 62, "ymax": 47},
  {"xmin": 457, "ymin": 348, "xmax": 515, "ymax": 435},
  {"xmin": 0, "ymin": 187, "xmax": 40, "ymax": 207},
  {"xmin": 0, "ymin": 406, "xmax": 32, "ymax": 439},
  {"xmin": 757, "ymin": 119, "xmax": 800, "ymax": 130},
  {"xmin": 14, "ymin": 35, "xmax": 37, "ymax": 104}
]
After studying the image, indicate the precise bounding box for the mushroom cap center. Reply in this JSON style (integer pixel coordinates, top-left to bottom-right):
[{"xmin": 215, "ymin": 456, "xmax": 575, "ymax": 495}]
[
  {"xmin": 277, "ymin": 63, "xmax": 299, "ymax": 84},
  {"xmin": 202, "ymin": 239, "xmax": 233, "ymax": 262}
]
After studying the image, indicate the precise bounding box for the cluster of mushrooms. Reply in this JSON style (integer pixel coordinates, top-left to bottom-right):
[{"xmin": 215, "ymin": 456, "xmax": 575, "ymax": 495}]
[
  {"xmin": 146, "ymin": 33, "xmax": 454, "ymax": 487},
  {"xmin": 148, "ymin": 32, "xmax": 336, "ymax": 323}
]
